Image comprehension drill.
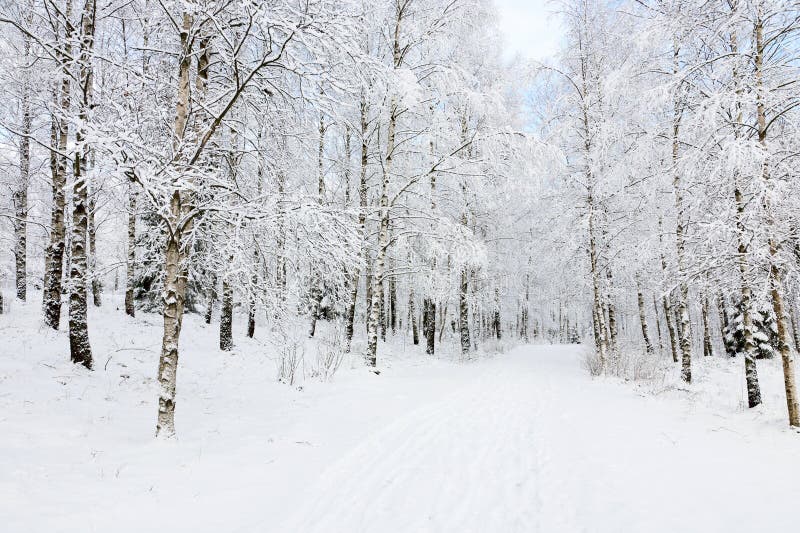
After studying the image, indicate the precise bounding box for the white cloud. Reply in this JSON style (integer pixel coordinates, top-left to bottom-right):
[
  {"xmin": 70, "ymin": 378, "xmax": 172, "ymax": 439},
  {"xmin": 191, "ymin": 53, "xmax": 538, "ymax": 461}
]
[{"xmin": 493, "ymin": 0, "xmax": 562, "ymax": 61}]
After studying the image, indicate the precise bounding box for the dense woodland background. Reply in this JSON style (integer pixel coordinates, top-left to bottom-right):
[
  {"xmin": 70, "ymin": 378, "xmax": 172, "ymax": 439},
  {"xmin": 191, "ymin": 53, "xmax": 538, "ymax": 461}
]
[{"xmin": 1, "ymin": 0, "xmax": 800, "ymax": 437}]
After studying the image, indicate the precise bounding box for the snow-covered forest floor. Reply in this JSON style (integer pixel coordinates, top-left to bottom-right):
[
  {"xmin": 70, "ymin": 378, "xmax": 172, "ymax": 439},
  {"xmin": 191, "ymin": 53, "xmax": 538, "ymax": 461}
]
[{"xmin": 2, "ymin": 293, "xmax": 799, "ymax": 533}]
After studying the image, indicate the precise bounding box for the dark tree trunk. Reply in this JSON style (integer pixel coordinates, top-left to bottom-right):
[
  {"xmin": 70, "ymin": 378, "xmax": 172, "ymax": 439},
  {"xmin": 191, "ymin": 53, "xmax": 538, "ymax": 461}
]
[
  {"xmin": 459, "ymin": 268, "xmax": 470, "ymax": 357},
  {"xmin": 220, "ymin": 279, "xmax": 233, "ymax": 351},
  {"xmin": 204, "ymin": 273, "xmax": 217, "ymax": 324},
  {"xmin": 124, "ymin": 180, "xmax": 136, "ymax": 317},
  {"xmin": 409, "ymin": 290, "xmax": 419, "ymax": 345}
]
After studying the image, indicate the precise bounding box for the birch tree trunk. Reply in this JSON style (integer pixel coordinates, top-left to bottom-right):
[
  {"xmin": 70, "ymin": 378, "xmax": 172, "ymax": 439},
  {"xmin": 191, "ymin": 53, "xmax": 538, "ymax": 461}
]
[
  {"xmin": 220, "ymin": 279, "xmax": 233, "ymax": 351},
  {"xmin": 123, "ymin": 5, "xmax": 149, "ymax": 319},
  {"xmin": 409, "ymin": 288, "xmax": 419, "ymax": 344},
  {"xmin": 156, "ymin": 11, "xmax": 195, "ymax": 438},
  {"xmin": 345, "ymin": 96, "xmax": 368, "ymax": 353},
  {"xmin": 717, "ymin": 294, "xmax": 731, "ymax": 356},
  {"xmin": 727, "ymin": 21, "xmax": 761, "ymax": 406},
  {"xmin": 672, "ymin": 42, "xmax": 692, "ymax": 383},
  {"xmin": 365, "ymin": 6, "xmax": 405, "ymax": 368},
  {"xmin": 125, "ymin": 180, "xmax": 136, "ymax": 317},
  {"xmin": 754, "ymin": 5, "xmax": 798, "ymax": 425},
  {"xmin": 790, "ymin": 304, "xmax": 800, "ymax": 353},
  {"xmin": 345, "ymin": 95, "xmax": 370, "ymax": 353},
  {"xmin": 247, "ymin": 258, "xmax": 257, "ymax": 338},
  {"xmin": 68, "ymin": 0, "xmax": 97, "ymax": 369},
  {"xmin": 204, "ymin": 273, "xmax": 217, "ymax": 324},
  {"xmin": 422, "ymin": 138, "xmax": 437, "ymax": 355},
  {"xmin": 308, "ymin": 113, "xmax": 326, "ymax": 338},
  {"xmin": 43, "ymin": 2, "xmax": 73, "ymax": 330},
  {"xmin": 636, "ymin": 279, "xmax": 654, "ymax": 354},
  {"xmin": 588, "ymin": 193, "xmax": 608, "ymax": 369},
  {"xmin": 458, "ymin": 266, "xmax": 471, "ymax": 357},
  {"xmin": 276, "ymin": 167, "xmax": 287, "ymax": 317},
  {"xmin": 379, "ymin": 277, "xmax": 387, "ymax": 342},
  {"xmin": 14, "ymin": 19, "xmax": 32, "ymax": 302},
  {"xmin": 521, "ymin": 274, "xmax": 530, "ymax": 342},
  {"xmin": 88, "ymin": 178, "xmax": 102, "ymax": 307},
  {"xmin": 389, "ymin": 258, "xmax": 397, "ymax": 335},
  {"xmin": 365, "ymin": 134, "xmax": 391, "ymax": 365},
  {"xmin": 493, "ymin": 287, "xmax": 501, "ymax": 340},
  {"xmin": 701, "ymin": 292, "xmax": 712, "ymax": 358}
]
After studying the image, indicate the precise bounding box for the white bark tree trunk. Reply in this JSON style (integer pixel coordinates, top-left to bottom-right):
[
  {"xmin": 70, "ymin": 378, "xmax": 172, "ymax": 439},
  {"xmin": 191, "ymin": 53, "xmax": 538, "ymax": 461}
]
[
  {"xmin": 753, "ymin": 4, "xmax": 798, "ymax": 425},
  {"xmin": 43, "ymin": 1, "xmax": 73, "ymax": 330},
  {"xmin": 68, "ymin": 0, "xmax": 97, "ymax": 369}
]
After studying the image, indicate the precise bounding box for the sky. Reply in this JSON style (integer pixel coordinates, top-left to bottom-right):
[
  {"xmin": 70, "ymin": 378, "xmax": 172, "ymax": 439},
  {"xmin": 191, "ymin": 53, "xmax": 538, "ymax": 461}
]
[{"xmin": 493, "ymin": 0, "xmax": 562, "ymax": 61}]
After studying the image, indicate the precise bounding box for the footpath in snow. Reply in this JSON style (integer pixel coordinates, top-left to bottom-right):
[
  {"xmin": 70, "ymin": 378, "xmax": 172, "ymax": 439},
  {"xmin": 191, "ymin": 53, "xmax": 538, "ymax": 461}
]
[{"xmin": 2, "ymin": 305, "xmax": 800, "ymax": 532}]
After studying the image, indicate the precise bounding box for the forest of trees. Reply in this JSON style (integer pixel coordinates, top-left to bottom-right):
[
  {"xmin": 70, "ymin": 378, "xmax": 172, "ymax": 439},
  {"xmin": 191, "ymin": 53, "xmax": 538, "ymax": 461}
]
[
  {"xmin": 528, "ymin": 0, "xmax": 800, "ymax": 428},
  {"xmin": 2, "ymin": 0, "xmax": 800, "ymax": 438},
  {"xmin": 0, "ymin": 0, "xmax": 543, "ymax": 438}
]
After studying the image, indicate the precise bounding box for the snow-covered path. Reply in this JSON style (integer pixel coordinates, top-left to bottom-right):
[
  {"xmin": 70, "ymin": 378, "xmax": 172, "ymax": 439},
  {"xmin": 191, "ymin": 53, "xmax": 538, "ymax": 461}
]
[
  {"xmin": 5, "ymin": 334, "xmax": 800, "ymax": 533},
  {"xmin": 277, "ymin": 345, "xmax": 800, "ymax": 533}
]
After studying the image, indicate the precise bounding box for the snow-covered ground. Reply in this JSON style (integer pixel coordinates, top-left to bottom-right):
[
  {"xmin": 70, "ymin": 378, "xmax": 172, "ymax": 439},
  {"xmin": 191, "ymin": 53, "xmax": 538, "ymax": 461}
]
[{"xmin": 2, "ymin": 294, "xmax": 799, "ymax": 532}]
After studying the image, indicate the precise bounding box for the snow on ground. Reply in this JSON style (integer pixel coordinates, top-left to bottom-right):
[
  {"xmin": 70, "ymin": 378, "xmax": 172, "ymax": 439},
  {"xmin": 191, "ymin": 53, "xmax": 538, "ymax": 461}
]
[{"xmin": 2, "ymin": 292, "xmax": 799, "ymax": 532}]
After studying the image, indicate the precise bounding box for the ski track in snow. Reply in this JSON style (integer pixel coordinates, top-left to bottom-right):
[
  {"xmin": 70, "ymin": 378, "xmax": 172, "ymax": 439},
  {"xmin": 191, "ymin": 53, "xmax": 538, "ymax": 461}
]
[
  {"xmin": 4, "ymin": 331, "xmax": 800, "ymax": 533},
  {"xmin": 273, "ymin": 346, "xmax": 800, "ymax": 533},
  {"xmin": 278, "ymin": 360, "xmax": 580, "ymax": 533}
]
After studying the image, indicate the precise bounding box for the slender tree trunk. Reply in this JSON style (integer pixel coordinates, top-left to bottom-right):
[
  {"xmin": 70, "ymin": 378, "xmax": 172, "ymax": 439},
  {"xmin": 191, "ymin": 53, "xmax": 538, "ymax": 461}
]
[
  {"xmin": 365, "ymin": 9, "xmax": 407, "ymax": 368},
  {"xmin": 459, "ymin": 267, "xmax": 471, "ymax": 357},
  {"xmin": 308, "ymin": 112, "xmax": 326, "ymax": 338},
  {"xmin": 68, "ymin": 0, "xmax": 97, "ymax": 369},
  {"xmin": 657, "ymin": 218, "xmax": 679, "ymax": 363},
  {"xmin": 701, "ymin": 291, "xmax": 713, "ymax": 357},
  {"xmin": 276, "ymin": 169, "xmax": 287, "ymax": 317},
  {"xmin": 522, "ymin": 272, "xmax": 531, "ymax": 342},
  {"xmin": 663, "ymin": 296, "xmax": 678, "ymax": 363},
  {"xmin": 125, "ymin": 179, "xmax": 136, "ymax": 317},
  {"xmin": 493, "ymin": 287, "xmax": 502, "ymax": 340},
  {"xmin": 606, "ymin": 299, "xmax": 618, "ymax": 352},
  {"xmin": 366, "ymin": 225, "xmax": 389, "ymax": 367},
  {"xmin": 637, "ymin": 280, "xmax": 654, "ymax": 354},
  {"xmin": 156, "ymin": 11, "xmax": 195, "ymax": 438},
  {"xmin": 389, "ymin": 261, "xmax": 397, "ymax": 335},
  {"xmin": 88, "ymin": 178, "xmax": 102, "ymax": 307},
  {"xmin": 247, "ymin": 294, "xmax": 256, "ymax": 338},
  {"xmin": 365, "ymin": 256, "xmax": 373, "ymax": 334},
  {"xmin": 717, "ymin": 294, "xmax": 732, "ymax": 356},
  {"xmin": 422, "ymin": 131, "xmax": 438, "ymax": 355},
  {"xmin": 43, "ymin": 3, "xmax": 73, "ymax": 330},
  {"xmin": 672, "ymin": 42, "xmax": 692, "ymax": 383},
  {"xmin": 423, "ymin": 298, "xmax": 436, "ymax": 354},
  {"xmin": 653, "ymin": 295, "xmax": 664, "ymax": 353},
  {"xmin": 790, "ymin": 303, "xmax": 800, "ymax": 353},
  {"xmin": 727, "ymin": 22, "xmax": 760, "ymax": 405},
  {"xmin": 204, "ymin": 273, "xmax": 217, "ymax": 325},
  {"xmin": 220, "ymin": 279, "xmax": 233, "ymax": 351},
  {"xmin": 247, "ymin": 250, "xmax": 257, "ymax": 339},
  {"xmin": 344, "ymin": 96, "xmax": 368, "ymax": 353},
  {"xmin": 379, "ymin": 278, "xmax": 387, "ymax": 342},
  {"xmin": 409, "ymin": 288, "xmax": 419, "ymax": 345},
  {"xmin": 14, "ymin": 23, "xmax": 32, "ymax": 302},
  {"xmin": 754, "ymin": 6, "xmax": 797, "ymax": 424},
  {"xmin": 588, "ymin": 195, "xmax": 608, "ymax": 369},
  {"xmin": 470, "ymin": 269, "xmax": 480, "ymax": 351},
  {"xmin": 365, "ymin": 122, "xmax": 394, "ymax": 365},
  {"xmin": 124, "ymin": 1, "xmax": 149, "ymax": 318}
]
